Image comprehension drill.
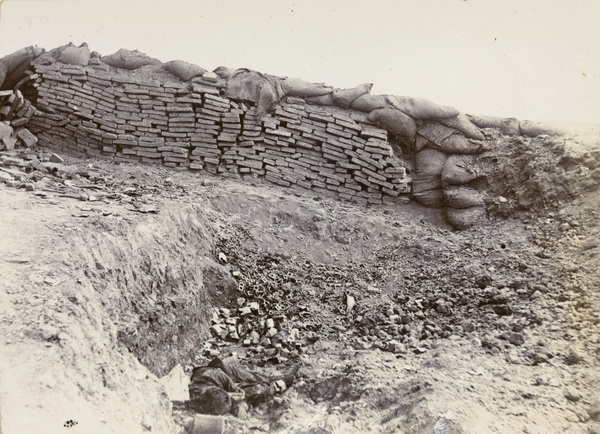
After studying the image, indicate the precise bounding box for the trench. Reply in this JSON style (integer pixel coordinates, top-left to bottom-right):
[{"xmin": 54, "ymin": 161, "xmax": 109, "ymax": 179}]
[{"xmin": 64, "ymin": 182, "xmax": 579, "ymax": 433}]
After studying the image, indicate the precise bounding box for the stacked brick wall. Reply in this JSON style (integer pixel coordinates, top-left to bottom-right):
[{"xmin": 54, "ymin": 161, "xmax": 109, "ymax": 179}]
[{"xmin": 27, "ymin": 63, "xmax": 410, "ymax": 206}]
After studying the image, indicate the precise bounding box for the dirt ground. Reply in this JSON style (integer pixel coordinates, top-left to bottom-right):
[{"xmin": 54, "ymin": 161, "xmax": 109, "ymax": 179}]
[{"xmin": 0, "ymin": 144, "xmax": 599, "ymax": 433}]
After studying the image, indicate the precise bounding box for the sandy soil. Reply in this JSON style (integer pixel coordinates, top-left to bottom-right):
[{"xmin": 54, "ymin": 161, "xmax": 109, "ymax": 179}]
[{"xmin": 0, "ymin": 149, "xmax": 598, "ymax": 433}]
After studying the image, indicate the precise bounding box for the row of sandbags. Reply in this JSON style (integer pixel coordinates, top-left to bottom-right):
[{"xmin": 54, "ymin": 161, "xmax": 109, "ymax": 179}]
[
  {"xmin": 0, "ymin": 46, "xmax": 44, "ymax": 90},
  {"xmin": 411, "ymin": 141, "xmax": 487, "ymax": 229},
  {"xmin": 467, "ymin": 114, "xmax": 566, "ymax": 138}
]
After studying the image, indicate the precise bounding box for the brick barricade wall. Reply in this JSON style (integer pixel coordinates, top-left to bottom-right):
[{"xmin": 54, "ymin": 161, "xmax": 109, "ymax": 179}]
[{"xmin": 27, "ymin": 63, "xmax": 411, "ymax": 206}]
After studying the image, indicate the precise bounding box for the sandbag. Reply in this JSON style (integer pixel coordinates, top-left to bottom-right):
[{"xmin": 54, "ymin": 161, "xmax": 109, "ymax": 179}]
[
  {"xmin": 225, "ymin": 68, "xmax": 265, "ymax": 102},
  {"xmin": 164, "ymin": 60, "xmax": 206, "ymax": 81},
  {"xmin": 349, "ymin": 94, "xmax": 388, "ymax": 112},
  {"xmin": 0, "ymin": 46, "xmax": 44, "ymax": 90},
  {"xmin": 418, "ymin": 122, "xmax": 483, "ymax": 154},
  {"xmin": 439, "ymin": 113, "xmax": 485, "ymax": 140},
  {"xmin": 519, "ymin": 120, "xmax": 565, "ymax": 137},
  {"xmin": 0, "ymin": 62, "xmax": 6, "ymax": 88},
  {"xmin": 224, "ymin": 69, "xmax": 286, "ymax": 117},
  {"xmin": 332, "ymin": 83, "xmax": 373, "ymax": 109},
  {"xmin": 443, "ymin": 186, "xmax": 486, "ymax": 209},
  {"xmin": 386, "ymin": 95, "xmax": 459, "ymax": 120},
  {"xmin": 468, "ymin": 115, "xmax": 520, "ymax": 136},
  {"xmin": 411, "ymin": 174, "xmax": 444, "ymax": 208},
  {"xmin": 417, "ymin": 121, "xmax": 455, "ymax": 147},
  {"xmin": 58, "ymin": 43, "xmax": 90, "ymax": 66},
  {"xmin": 305, "ymin": 93, "xmax": 336, "ymax": 106},
  {"xmin": 445, "ymin": 206, "xmax": 486, "ymax": 230},
  {"xmin": 368, "ymin": 108, "xmax": 417, "ymax": 144},
  {"xmin": 413, "ymin": 135, "xmax": 429, "ymax": 152},
  {"xmin": 282, "ymin": 78, "xmax": 333, "ymax": 97},
  {"xmin": 214, "ymin": 66, "xmax": 237, "ymax": 79},
  {"xmin": 101, "ymin": 49, "xmax": 161, "ymax": 70},
  {"xmin": 442, "ymin": 154, "xmax": 482, "ymax": 186},
  {"xmin": 0, "ymin": 46, "xmax": 44, "ymax": 72},
  {"xmin": 1, "ymin": 59, "xmax": 31, "ymax": 90},
  {"xmin": 437, "ymin": 134, "xmax": 483, "ymax": 155},
  {"xmin": 414, "ymin": 148, "xmax": 448, "ymax": 176}
]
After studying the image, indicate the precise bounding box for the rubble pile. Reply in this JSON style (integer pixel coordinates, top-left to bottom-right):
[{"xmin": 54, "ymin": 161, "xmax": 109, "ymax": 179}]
[{"xmin": 0, "ymin": 88, "xmax": 38, "ymax": 151}]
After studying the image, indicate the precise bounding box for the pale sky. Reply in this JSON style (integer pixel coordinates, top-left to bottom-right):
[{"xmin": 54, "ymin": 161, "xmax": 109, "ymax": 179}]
[{"xmin": 0, "ymin": 0, "xmax": 598, "ymax": 123}]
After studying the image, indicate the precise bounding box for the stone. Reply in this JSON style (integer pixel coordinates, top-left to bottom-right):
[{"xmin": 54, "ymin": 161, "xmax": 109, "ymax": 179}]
[
  {"xmin": 0, "ymin": 122, "xmax": 13, "ymax": 140},
  {"xmin": 587, "ymin": 401, "xmax": 600, "ymax": 421},
  {"xmin": 346, "ymin": 295, "xmax": 356, "ymax": 311},
  {"xmin": 2, "ymin": 136, "xmax": 17, "ymax": 151},
  {"xmin": 387, "ymin": 341, "xmax": 406, "ymax": 354},
  {"xmin": 16, "ymin": 128, "xmax": 38, "ymax": 148},
  {"xmin": 49, "ymin": 153, "xmax": 64, "ymax": 164},
  {"xmin": 158, "ymin": 363, "xmax": 189, "ymax": 402},
  {"xmin": 563, "ymin": 386, "xmax": 582, "ymax": 402}
]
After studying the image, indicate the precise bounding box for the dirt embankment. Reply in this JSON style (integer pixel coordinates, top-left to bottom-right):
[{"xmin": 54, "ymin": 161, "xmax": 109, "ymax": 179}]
[{"xmin": 0, "ymin": 135, "xmax": 599, "ymax": 433}]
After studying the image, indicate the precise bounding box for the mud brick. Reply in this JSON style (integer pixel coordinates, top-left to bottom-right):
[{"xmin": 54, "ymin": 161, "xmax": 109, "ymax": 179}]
[
  {"xmin": 359, "ymin": 166, "xmax": 388, "ymax": 182},
  {"xmin": 368, "ymin": 176, "xmax": 394, "ymax": 190},
  {"xmin": 124, "ymin": 87, "xmax": 150, "ymax": 95},
  {"xmin": 264, "ymin": 128, "xmax": 292, "ymax": 138},
  {"xmin": 334, "ymin": 119, "xmax": 362, "ymax": 132},
  {"xmin": 168, "ymin": 128, "xmax": 196, "ymax": 133},
  {"xmin": 326, "ymin": 126, "xmax": 354, "ymax": 139},
  {"xmin": 87, "ymin": 76, "xmax": 112, "ymax": 87},
  {"xmin": 204, "ymin": 93, "xmax": 229, "ymax": 104},
  {"xmin": 365, "ymin": 145, "xmax": 392, "ymax": 157},
  {"xmin": 16, "ymin": 128, "xmax": 38, "ymax": 147},
  {"xmin": 192, "ymin": 84, "xmax": 220, "ymax": 95},
  {"xmin": 385, "ymin": 166, "xmax": 407, "ymax": 176},
  {"xmin": 163, "ymin": 156, "xmax": 189, "ymax": 164},
  {"xmin": 366, "ymin": 138, "xmax": 390, "ymax": 149},
  {"xmin": 195, "ymin": 118, "xmax": 219, "ymax": 126},
  {"xmin": 295, "ymin": 179, "xmax": 312, "ymax": 190},
  {"xmin": 287, "ymin": 158, "xmax": 312, "ymax": 170},
  {"xmin": 176, "ymin": 97, "xmax": 203, "ymax": 104},
  {"xmin": 294, "ymin": 140, "xmax": 316, "ymax": 150},
  {"xmin": 283, "ymin": 105, "xmax": 307, "ymax": 116},
  {"xmin": 311, "ymin": 129, "xmax": 333, "ymax": 140},
  {"xmin": 355, "ymin": 152, "xmax": 384, "ymax": 170},
  {"xmin": 287, "ymin": 124, "xmax": 313, "ymax": 135},
  {"xmin": 360, "ymin": 127, "xmax": 388, "ymax": 140},
  {"xmin": 323, "ymin": 150, "xmax": 347, "ymax": 163},
  {"xmin": 217, "ymin": 133, "xmax": 237, "ymax": 143},
  {"xmin": 354, "ymin": 175, "xmax": 372, "ymax": 188},
  {"xmin": 335, "ymin": 161, "xmax": 361, "ymax": 171},
  {"xmin": 9, "ymin": 118, "xmax": 27, "ymax": 128},
  {"xmin": 350, "ymin": 156, "xmax": 376, "ymax": 172},
  {"xmin": 274, "ymin": 108, "xmax": 300, "ymax": 120},
  {"xmin": 265, "ymin": 174, "xmax": 291, "ymax": 187},
  {"xmin": 308, "ymin": 112, "xmax": 335, "ymax": 123},
  {"xmin": 280, "ymin": 170, "xmax": 299, "ymax": 183},
  {"xmin": 191, "ymin": 149, "xmax": 220, "ymax": 158},
  {"xmin": 166, "ymin": 105, "xmax": 193, "ymax": 113},
  {"xmin": 43, "ymin": 74, "xmax": 70, "ymax": 83}
]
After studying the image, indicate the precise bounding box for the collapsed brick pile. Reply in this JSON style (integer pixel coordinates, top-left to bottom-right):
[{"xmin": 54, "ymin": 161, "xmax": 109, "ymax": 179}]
[{"xmin": 0, "ymin": 89, "xmax": 39, "ymax": 151}]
